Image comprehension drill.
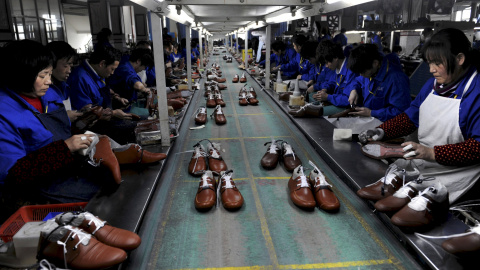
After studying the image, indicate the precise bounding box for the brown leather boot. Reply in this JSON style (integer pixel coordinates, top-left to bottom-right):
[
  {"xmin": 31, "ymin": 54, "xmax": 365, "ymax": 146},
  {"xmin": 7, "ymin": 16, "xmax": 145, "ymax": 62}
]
[
  {"xmin": 309, "ymin": 161, "xmax": 339, "ymax": 211},
  {"xmin": 207, "ymin": 142, "xmax": 228, "ymax": 174},
  {"xmin": 281, "ymin": 141, "xmax": 302, "ymax": 172},
  {"xmin": 218, "ymin": 170, "xmax": 244, "ymax": 210},
  {"xmin": 194, "ymin": 106, "xmax": 207, "ymax": 125},
  {"xmin": 39, "ymin": 225, "xmax": 127, "ymax": 269},
  {"xmin": 113, "ymin": 144, "xmax": 166, "ymax": 164},
  {"xmin": 289, "ymin": 104, "xmax": 323, "ymax": 118},
  {"xmin": 288, "ymin": 165, "xmax": 316, "ymax": 209},
  {"xmin": 211, "ymin": 105, "xmax": 226, "ymax": 125},
  {"xmin": 194, "ymin": 170, "xmax": 217, "ymax": 210},
  {"xmin": 93, "ymin": 136, "xmax": 122, "ymax": 184},
  {"xmin": 188, "ymin": 143, "xmax": 207, "ymax": 176}
]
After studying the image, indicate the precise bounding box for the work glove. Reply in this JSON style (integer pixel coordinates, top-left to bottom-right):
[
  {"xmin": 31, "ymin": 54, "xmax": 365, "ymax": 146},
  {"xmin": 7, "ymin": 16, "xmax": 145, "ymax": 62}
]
[{"xmin": 358, "ymin": 128, "xmax": 384, "ymax": 144}]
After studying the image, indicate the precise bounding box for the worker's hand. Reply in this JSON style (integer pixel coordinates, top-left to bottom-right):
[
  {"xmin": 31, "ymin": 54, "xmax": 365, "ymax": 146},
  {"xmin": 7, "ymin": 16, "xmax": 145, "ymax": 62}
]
[
  {"xmin": 401, "ymin": 142, "xmax": 435, "ymax": 161},
  {"xmin": 307, "ymin": 80, "xmax": 314, "ymax": 87},
  {"xmin": 313, "ymin": 89, "xmax": 328, "ymax": 101},
  {"xmin": 348, "ymin": 89, "xmax": 359, "ymax": 105},
  {"xmin": 349, "ymin": 106, "xmax": 371, "ymax": 117},
  {"xmin": 358, "ymin": 128, "xmax": 384, "ymax": 144},
  {"xmin": 297, "ymin": 74, "xmax": 303, "ymax": 80},
  {"xmin": 99, "ymin": 108, "xmax": 113, "ymax": 121},
  {"xmin": 67, "ymin": 110, "xmax": 83, "ymax": 122},
  {"xmin": 116, "ymin": 96, "xmax": 130, "ymax": 106},
  {"xmin": 307, "ymin": 85, "xmax": 314, "ymax": 93},
  {"xmin": 112, "ymin": 109, "xmax": 132, "ymax": 120},
  {"xmin": 65, "ymin": 134, "xmax": 94, "ymax": 152}
]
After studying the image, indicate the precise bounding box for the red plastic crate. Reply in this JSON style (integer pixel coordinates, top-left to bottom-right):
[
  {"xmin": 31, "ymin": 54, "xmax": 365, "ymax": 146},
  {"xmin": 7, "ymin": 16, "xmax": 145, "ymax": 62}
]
[{"xmin": 0, "ymin": 202, "xmax": 88, "ymax": 242}]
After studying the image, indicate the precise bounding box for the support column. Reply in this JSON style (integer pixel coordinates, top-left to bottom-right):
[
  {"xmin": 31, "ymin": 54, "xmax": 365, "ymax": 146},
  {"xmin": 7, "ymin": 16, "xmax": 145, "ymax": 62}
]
[
  {"xmin": 230, "ymin": 35, "xmax": 233, "ymax": 50},
  {"xmin": 199, "ymin": 28, "xmax": 204, "ymax": 69},
  {"xmin": 186, "ymin": 25, "xmax": 192, "ymax": 91},
  {"xmin": 390, "ymin": 30, "xmax": 394, "ymax": 51},
  {"xmin": 265, "ymin": 24, "xmax": 271, "ymax": 90},
  {"xmin": 244, "ymin": 30, "xmax": 248, "ymax": 69},
  {"xmin": 152, "ymin": 15, "xmax": 170, "ymax": 146}
]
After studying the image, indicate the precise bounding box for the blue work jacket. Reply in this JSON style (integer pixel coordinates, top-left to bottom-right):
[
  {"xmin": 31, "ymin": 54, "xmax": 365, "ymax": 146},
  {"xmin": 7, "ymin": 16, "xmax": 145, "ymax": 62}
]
[
  {"xmin": 405, "ymin": 66, "xmax": 480, "ymax": 142},
  {"xmin": 181, "ymin": 48, "xmax": 196, "ymax": 62},
  {"xmin": 313, "ymin": 64, "xmax": 335, "ymax": 91},
  {"xmin": 108, "ymin": 59, "xmax": 142, "ymax": 103},
  {"xmin": 281, "ymin": 53, "xmax": 315, "ymax": 81},
  {"xmin": 275, "ymin": 48, "xmax": 298, "ymax": 78},
  {"xmin": 356, "ymin": 59, "xmax": 411, "ymax": 122},
  {"xmin": 333, "ymin": 33, "xmax": 348, "ymax": 46},
  {"xmin": 321, "ymin": 58, "xmax": 360, "ymax": 107},
  {"xmin": 67, "ymin": 61, "xmax": 111, "ymax": 110},
  {"xmin": 49, "ymin": 80, "xmax": 70, "ymax": 101},
  {"xmin": 145, "ymin": 66, "xmax": 156, "ymax": 87},
  {"xmin": 0, "ymin": 87, "xmax": 65, "ymax": 183}
]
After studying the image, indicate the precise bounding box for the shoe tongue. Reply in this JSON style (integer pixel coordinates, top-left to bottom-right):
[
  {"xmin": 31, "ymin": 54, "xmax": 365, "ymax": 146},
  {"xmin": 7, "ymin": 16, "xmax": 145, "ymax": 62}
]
[
  {"xmin": 298, "ymin": 175, "xmax": 310, "ymax": 188},
  {"xmin": 63, "ymin": 225, "xmax": 92, "ymax": 245}
]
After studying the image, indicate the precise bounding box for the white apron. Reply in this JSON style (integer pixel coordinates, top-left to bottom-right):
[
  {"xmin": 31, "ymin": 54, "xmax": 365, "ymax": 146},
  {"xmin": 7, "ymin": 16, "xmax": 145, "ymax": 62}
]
[{"xmin": 395, "ymin": 71, "xmax": 480, "ymax": 203}]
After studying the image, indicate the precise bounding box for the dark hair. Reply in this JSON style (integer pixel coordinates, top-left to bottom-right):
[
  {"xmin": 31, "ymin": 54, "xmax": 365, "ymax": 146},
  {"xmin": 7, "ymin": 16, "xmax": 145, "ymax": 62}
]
[
  {"xmin": 422, "ymin": 28, "xmax": 477, "ymax": 74},
  {"xmin": 321, "ymin": 26, "xmax": 331, "ymax": 37},
  {"xmin": 293, "ymin": 35, "xmax": 308, "ymax": 47},
  {"xmin": 89, "ymin": 45, "xmax": 121, "ymax": 66},
  {"xmin": 163, "ymin": 40, "xmax": 172, "ymax": 49},
  {"xmin": 0, "ymin": 40, "xmax": 53, "ymax": 94},
  {"xmin": 136, "ymin": 40, "xmax": 151, "ymax": 49},
  {"xmin": 316, "ymin": 39, "xmax": 344, "ymax": 65},
  {"xmin": 97, "ymin": 28, "xmax": 112, "ymax": 42},
  {"xmin": 348, "ymin": 44, "xmax": 383, "ymax": 74},
  {"xmin": 383, "ymin": 47, "xmax": 391, "ymax": 54},
  {"xmin": 341, "ymin": 28, "xmax": 347, "ymax": 33},
  {"xmin": 46, "ymin": 41, "xmax": 76, "ymax": 68},
  {"xmin": 271, "ymin": 40, "xmax": 286, "ymax": 52},
  {"xmin": 300, "ymin": 41, "xmax": 319, "ymax": 60},
  {"xmin": 392, "ymin": 45, "xmax": 402, "ymax": 53},
  {"xmin": 130, "ymin": 48, "xmax": 154, "ymax": 68}
]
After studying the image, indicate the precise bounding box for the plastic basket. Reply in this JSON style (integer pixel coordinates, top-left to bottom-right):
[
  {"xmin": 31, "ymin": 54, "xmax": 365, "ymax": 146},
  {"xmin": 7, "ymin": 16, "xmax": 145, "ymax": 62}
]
[{"xmin": 0, "ymin": 202, "xmax": 88, "ymax": 242}]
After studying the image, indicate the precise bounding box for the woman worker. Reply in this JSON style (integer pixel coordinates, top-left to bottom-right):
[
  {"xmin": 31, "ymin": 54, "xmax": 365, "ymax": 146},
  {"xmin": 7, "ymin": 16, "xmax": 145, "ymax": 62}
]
[
  {"xmin": 0, "ymin": 40, "xmax": 102, "ymax": 221},
  {"xmin": 357, "ymin": 28, "xmax": 480, "ymax": 208}
]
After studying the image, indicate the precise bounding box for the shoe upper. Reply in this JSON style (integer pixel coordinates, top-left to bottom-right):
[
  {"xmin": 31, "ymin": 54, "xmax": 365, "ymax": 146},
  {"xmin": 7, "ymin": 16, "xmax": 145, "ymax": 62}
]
[{"xmin": 218, "ymin": 170, "xmax": 244, "ymax": 209}]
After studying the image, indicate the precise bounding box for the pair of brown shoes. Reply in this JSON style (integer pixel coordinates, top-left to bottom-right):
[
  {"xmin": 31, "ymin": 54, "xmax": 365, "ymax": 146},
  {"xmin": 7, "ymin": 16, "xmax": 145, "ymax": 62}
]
[
  {"xmin": 288, "ymin": 163, "xmax": 340, "ymax": 211},
  {"xmin": 188, "ymin": 141, "xmax": 228, "ymax": 176},
  {"xmin": 38, "ymin": 211, "xmax": 141, "ymax": 269},
  {"xmin": 238, "ymin": 86, "xmax": 259, "ymax": 106},
  {"xmin": 195, "ymin": 170, "xmax": 244, "ymax": 211},
  {"xmin": 93, "ymin": 136, "xmax": 166, "ymax": 184},
  {"xmin": 288, "ymin": 103, "xmax": 323, "ymax": 117},
  {"xmin": 260, "ymin": 139, "xmax": 301, "ymax": 172},
  {"xmin": 206, "ymin": 93, "xmax": 225, "ymax": 108}
]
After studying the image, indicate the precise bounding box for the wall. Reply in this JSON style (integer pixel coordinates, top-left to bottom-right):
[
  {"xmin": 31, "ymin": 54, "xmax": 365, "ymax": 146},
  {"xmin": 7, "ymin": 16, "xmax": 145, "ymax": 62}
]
[{"xmin": 64, "ymin": 14, "xmax": 92, "ymax": 53}]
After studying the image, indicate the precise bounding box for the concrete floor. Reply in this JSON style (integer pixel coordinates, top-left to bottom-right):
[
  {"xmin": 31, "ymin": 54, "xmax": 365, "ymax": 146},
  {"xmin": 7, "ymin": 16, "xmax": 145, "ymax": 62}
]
[{"xmin": 126, "ymin": 52, "xmax": 423, "ymax": 270}]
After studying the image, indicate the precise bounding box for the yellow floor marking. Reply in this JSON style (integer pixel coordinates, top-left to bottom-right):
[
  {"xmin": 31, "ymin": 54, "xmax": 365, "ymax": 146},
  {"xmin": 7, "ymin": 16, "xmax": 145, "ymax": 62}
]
[
  {"xmin": 226, "ymin": 84, "xmax": 280, "ymax": 267},
  {"xmin": 171, "ymin": 259, "xmax": 393, "ymax": 270}
]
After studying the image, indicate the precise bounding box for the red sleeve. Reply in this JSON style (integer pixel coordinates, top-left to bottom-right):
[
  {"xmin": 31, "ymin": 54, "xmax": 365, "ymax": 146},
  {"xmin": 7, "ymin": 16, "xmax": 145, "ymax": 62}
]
[
  {"xmin": 434, "ymin": 138, "xmax": 480, "ymax": 167},
  {"xmin": 7, "ymin": 140, "xmax": 75, "ymax": 184},
  {"xmin": 378, "ymin": 112, "xmax": 417, "ymax": 139}
]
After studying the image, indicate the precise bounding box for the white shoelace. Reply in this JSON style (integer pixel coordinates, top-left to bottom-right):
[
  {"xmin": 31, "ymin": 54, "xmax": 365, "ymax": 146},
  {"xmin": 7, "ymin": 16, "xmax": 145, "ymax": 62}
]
[
  {"xmin": 84, "ymin": 212, "xmax": 106, "ymax": 234},
  {"xmin": 208, "ymin": 143, "xmax": 221, "ymax": 158},
  {"xmin": 192, "ymin": 145, "xmax": 207, "ymax": 171},
  {"xmin": 56, "ymin": 225, "xmax": 91, "ymax": 255},
  {"xmin": 308, "ymin": 160, "xmax": 330, "ymax": 188},
  {"xmin": 393, "ymin": 181, "xmax": 417, "ymax": 199},
  {"xmin": 218, "ymin": 171, "xmax": 235, "ymax": 193},
  {"xmin": 283, "ymin": 143, "xmax": 296, "ymax": 160},
  {"xmin": 200, "ymin": 173, "xmax": 213, "ymax": 189},
  {"xmin": 195, "ymin": 107, "xmax": 206, "ymax": 118},
  {"xmin": 215, "ymin": 106, "xmax": 224, "ymax": 115},
  {"xmin": 268, "ymin": 137, "xmax": 278, "ymax": 154},
  {"xmin": 409, "ymin": 187, "xmax": 435, "ymax": 211}
]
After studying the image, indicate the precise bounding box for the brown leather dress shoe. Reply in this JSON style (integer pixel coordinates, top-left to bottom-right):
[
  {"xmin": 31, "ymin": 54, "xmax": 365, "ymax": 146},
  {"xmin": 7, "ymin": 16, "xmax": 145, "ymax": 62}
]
[
  {"xmin": 442, "ymin": 225, "xmax": 480, "ymax": 256},
  {"xmin": 217, "ymin": 83, "xmax": 227, "ymax": 90},
  {"xmin": 309, "ymin": 162, "xmax": 340, "ymax": 211},
  {"xmin": 246, "ymin": 93, "xmax": 259, "ymax": 105},
  {"xmin": 206, "ymin": 93, "xmax": 217, "ymax": 108},
  {"xmin": 218, "ymin": 170, "xmax": 244, "ymax": 210},
  {"xmin": 167, "ymin": 99, "xmax": 184, "ymax": 110},
  {"xmin": 194, "ymin": 106, "xmax": 207, "ymax": 125},
  {"xmin": 279, "ymin": 92, "xmax": 293, "ymax": 102},
  {"xmin": 374, "ymin": 181, "xmax": 420, "ymax": 213},
  {"xmin": 240, "ymin": 73, "xmax": 247, "ymax": 83},
  {"xmin": 328, "ymin": 107, "xmax": 355, "ymax": 118},
  {"xmin": 78, "ymin": 212, "xmax": 141, "ymax": 251},
  {"xmin": 260, "ymin": 139, "xmax": 281, "ymax": 170},
  {"xmin": 239, "ymin": 92, "xmax": 248, "ymax": 106},
  {"xmin": 213, "ymin": 77, "xmax": 226, "ymax": 83},
  {"xmin": 207, "ymin": 142, "xmax": 228, "ymax": 174},
  {"xmin": 39, "ymin": 225, "xmax": 127, "ymax": 269},
  {"xmin": 215, "ymin": 93, "xmax": 226, "ymax": 107},
  {"xmin": 113, "ymin": 144, "xmax": 166, "ymax": 164},
  {"xmin": 248, "ymin": 87, "xmax": 257, "ymax": 98},
  {"xmin": 391, "ymin": 183, "xmax": 449, "ymax": 231},
  {"xmin": 93, "ymin": 136, "xmax": 122, "ymax": 184},
  {"xmin": 281, "ymin": 142, "xmax": 302, "ymax": 172},
  {"xmin": 211, "ymin": 105, "xmax": 227, "ymax": 125},
  {"xmin": 289, "ymin": 104, "xmax": 323, "ymax": 118},
  {"xmin": 195, "ymin": 170, "xmax": 217, "ymax": 210},
  {"xmin": 232, "ymin": 74, "xmax": 239, "ymax": 83},
  {"xmin": 188, "ymin": 143, "xmax": 208, "ymax": 176},
  {"xmin": 356, "ymin": 167, "xmax": 406, "ymax": 201},
  {"xmin": 288, "ymin": 166, "xmax": 316, "ymax": 209}
]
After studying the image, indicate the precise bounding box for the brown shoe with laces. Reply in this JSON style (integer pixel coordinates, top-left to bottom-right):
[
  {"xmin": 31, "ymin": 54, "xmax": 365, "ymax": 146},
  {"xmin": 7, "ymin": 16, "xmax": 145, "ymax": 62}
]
[
  {"xmin": 194, "ymin": 106, "xmax": 208, "ymax": 125},
  {"xmin": 260, "ymin": 139, "xmax": 281, "ymax": 170},
  {"xmin": 281, "ymin": 141, "xmax": 302, "ymax": 172},
  {"xmin": 288, "ymin": 165, "xmax": 316, "ymax": 209},
  {"xmin": 188, "ymin": 143, "xmax": 208, "ymax": 176},
  {"xmin": 211, "ymin": 105, "xmax": 227, "ymax": 125},
  {"xmin": 194, "ymin": 170, "xmax": 217, "ymax": 210},
  {"xmin": 207, "ymin": 142, "xmax": 228, "ymax": 174},
  {"xmin": 309, "ymin": 161, "xmax": 339, "ymax": 211},
  {"xmin": 218, "ymin": 170, "xmax": 244, "ymax": 210}
]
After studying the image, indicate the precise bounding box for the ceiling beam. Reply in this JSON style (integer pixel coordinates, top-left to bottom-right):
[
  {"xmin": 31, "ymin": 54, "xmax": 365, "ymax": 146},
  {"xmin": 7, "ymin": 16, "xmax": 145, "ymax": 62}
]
[
  {"xmin": 166, "ymin": 0, "xmax": 312, "ymax": 6},
  {"xmin": 195, "ymin": 16, "xmax": 261, "ymax": 22}
]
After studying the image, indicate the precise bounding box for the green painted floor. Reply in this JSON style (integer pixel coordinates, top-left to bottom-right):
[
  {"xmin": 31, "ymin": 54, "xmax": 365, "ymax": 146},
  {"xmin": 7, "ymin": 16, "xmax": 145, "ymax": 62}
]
[{"xmin": 127, "ymin": 53, "xmax": 422, "ymax": 270}]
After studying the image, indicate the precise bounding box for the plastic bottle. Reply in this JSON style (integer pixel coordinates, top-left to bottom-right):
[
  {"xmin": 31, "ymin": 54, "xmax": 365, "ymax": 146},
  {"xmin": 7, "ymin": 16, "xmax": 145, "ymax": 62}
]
[
  {"xmin": 277, "ymin": 70, "xmax": 282, "ymax": 83},
  {"xmin": 293, "ymin": 78, "xmax": 301, "ymax": 97}
]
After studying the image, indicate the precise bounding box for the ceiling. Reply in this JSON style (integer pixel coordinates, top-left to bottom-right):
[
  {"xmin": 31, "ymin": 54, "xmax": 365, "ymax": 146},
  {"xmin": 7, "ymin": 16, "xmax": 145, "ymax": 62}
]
[{"xmin": 130, "ymin": 0, "xmax": 376, "ymax": 36}]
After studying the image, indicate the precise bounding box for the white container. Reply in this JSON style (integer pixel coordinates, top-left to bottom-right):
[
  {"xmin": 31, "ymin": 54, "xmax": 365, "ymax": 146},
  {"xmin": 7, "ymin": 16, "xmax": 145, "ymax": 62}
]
[{"xmin": 13, "ymin": 221, "xmax": 45, "ymax": 263}]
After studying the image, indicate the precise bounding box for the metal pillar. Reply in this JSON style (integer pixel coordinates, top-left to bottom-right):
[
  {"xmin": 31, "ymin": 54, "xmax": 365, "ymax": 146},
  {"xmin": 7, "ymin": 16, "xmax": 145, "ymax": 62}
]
[
  {"xmin": 199, "ymin": 28, "xmax": 204, "ymax": 69},
  {"xmin": 265, "ymin": 24, "xmax": 271, "ymax": 90},
  {"xmin": 230, "ymin": 35, "xmax": 233, "ymax": 50},
  {"xmin": 152, "ymin": 15, "xmax": 170, "ymax": 146},
  {"xmin": 186, "ymin": 25, "xmax": 192, "ymax": 91},
  {"xmin": 244, "ymin": 30, "xmax": 248, "ymax": 68},
  {"xmin": 390, "ymin": 30, "xmax": 394, "ymax": 51}
]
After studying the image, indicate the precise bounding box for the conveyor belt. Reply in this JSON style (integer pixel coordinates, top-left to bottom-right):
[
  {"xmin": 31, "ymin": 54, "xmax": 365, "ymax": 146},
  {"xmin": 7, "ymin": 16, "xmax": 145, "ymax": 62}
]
[{"xmin": 125, "ymin": 52, "xmax": 422, "ymax": 270}]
